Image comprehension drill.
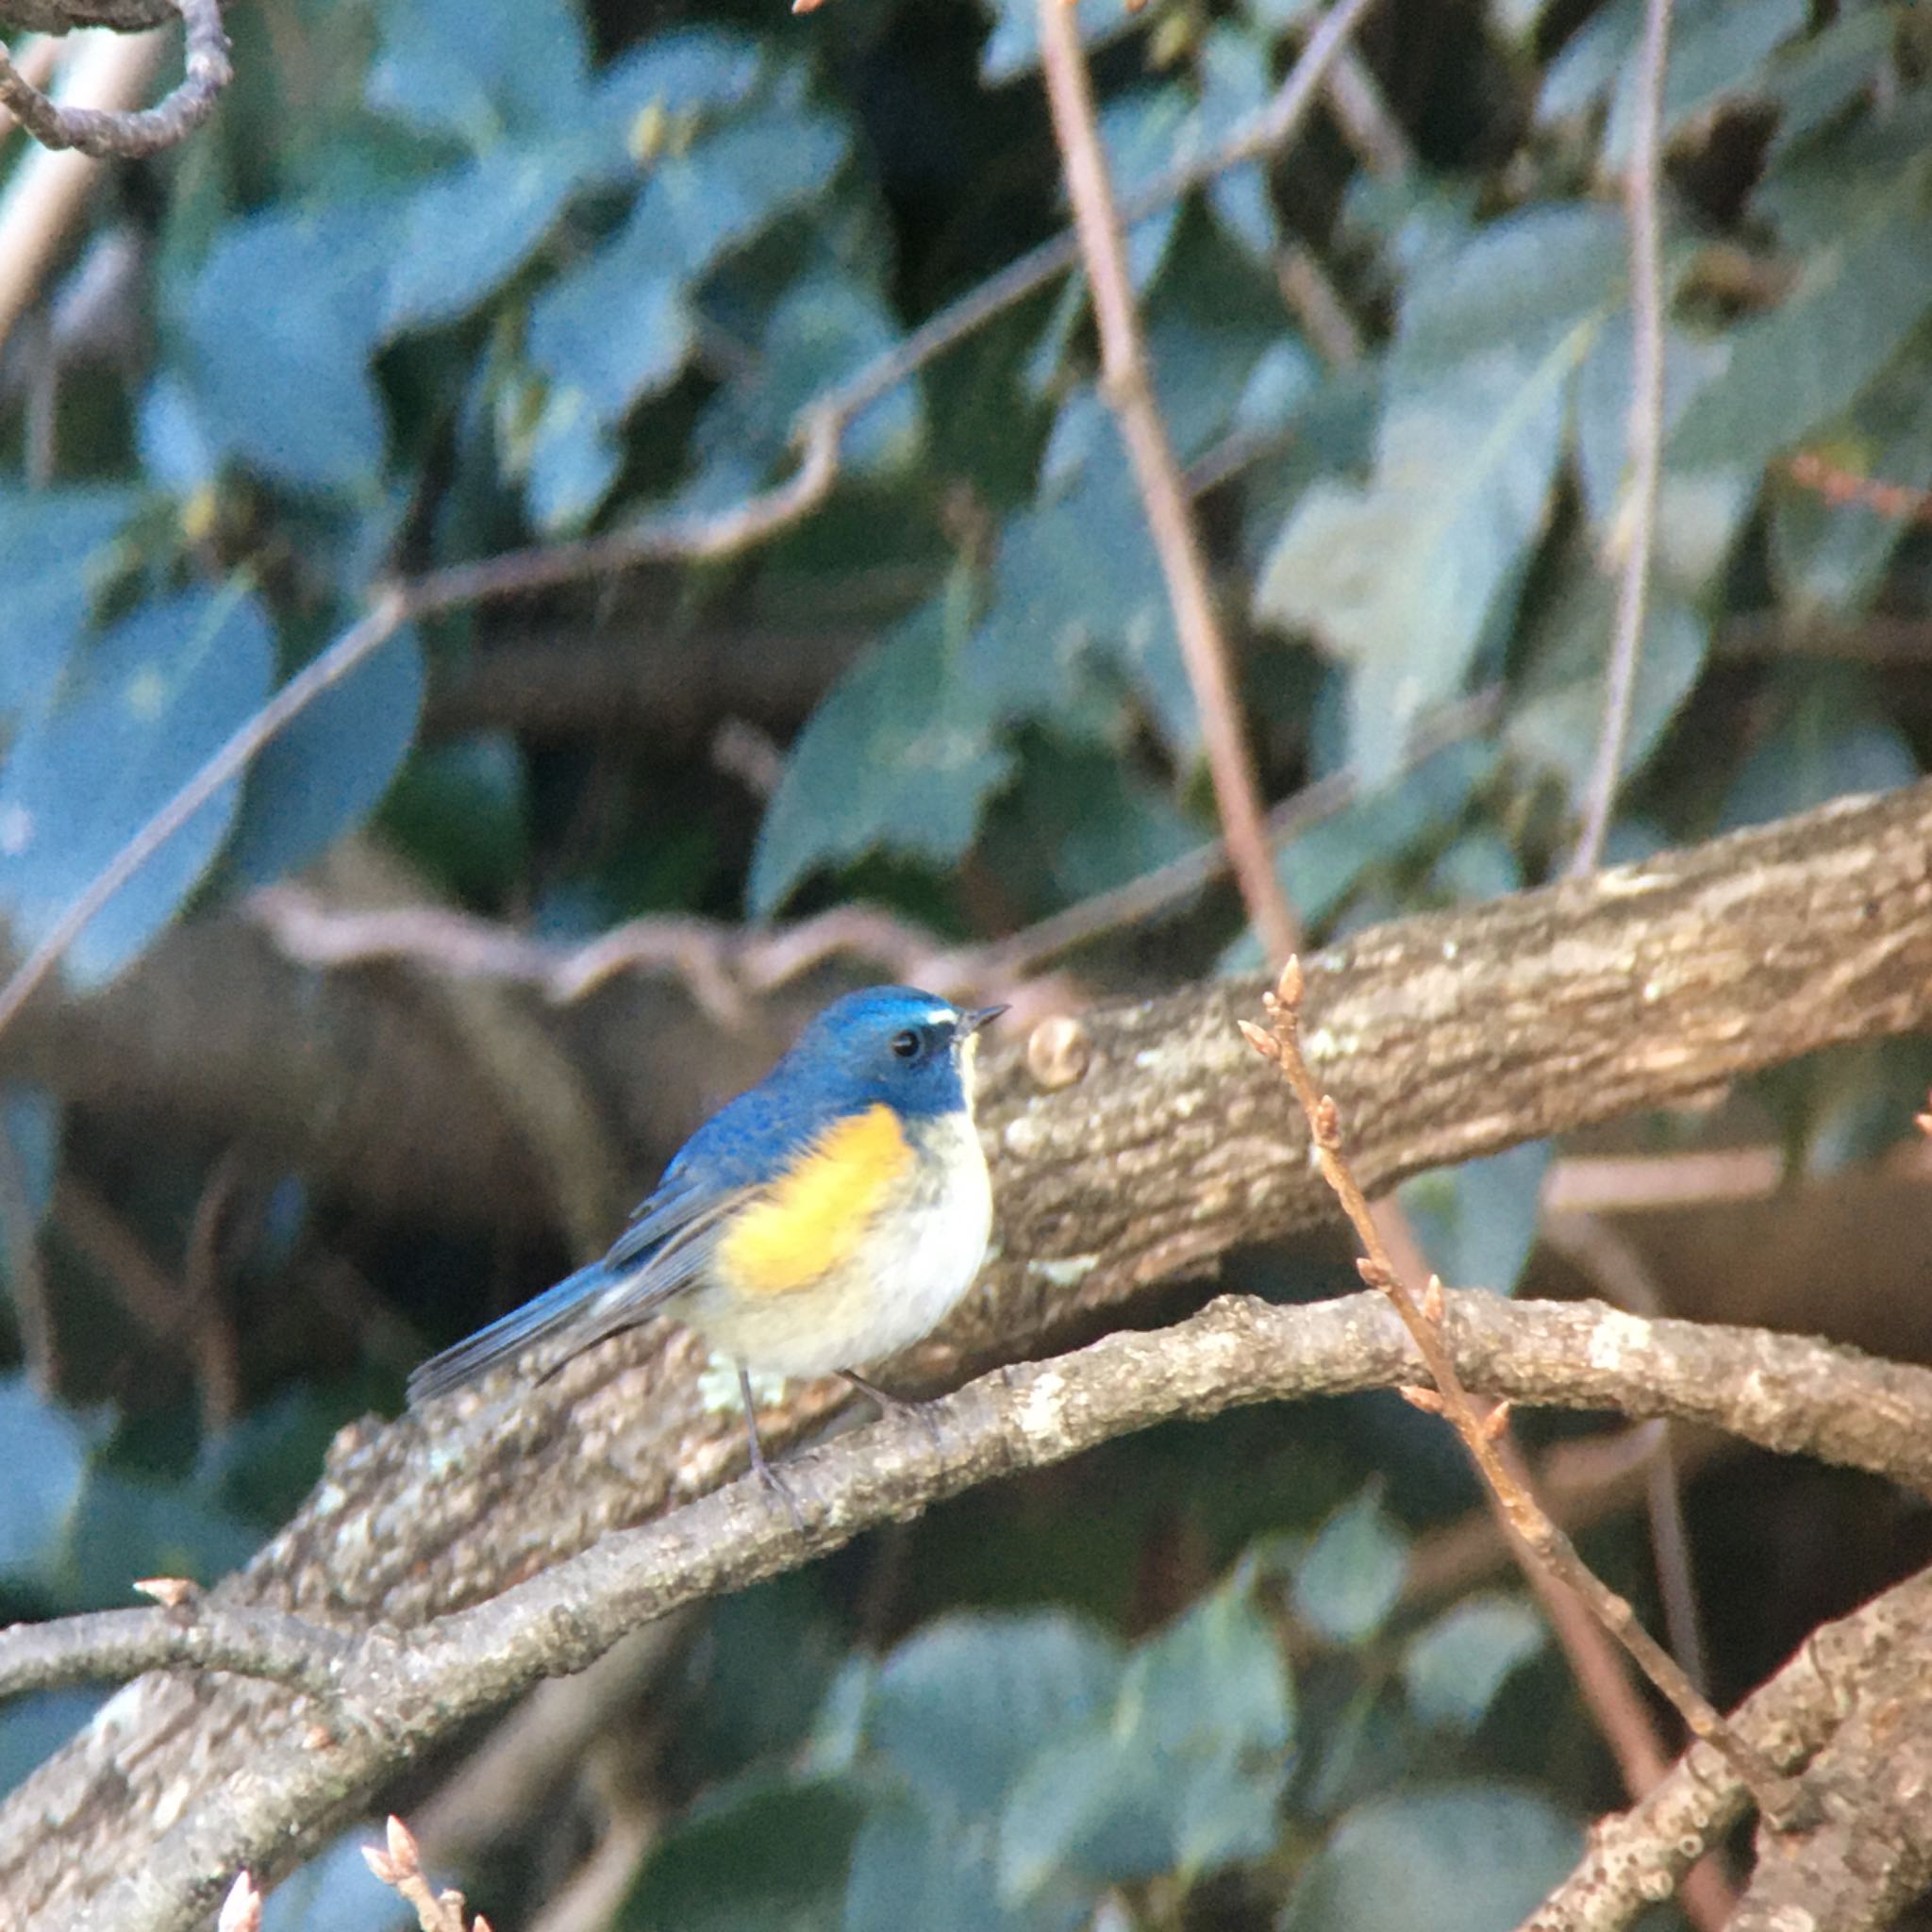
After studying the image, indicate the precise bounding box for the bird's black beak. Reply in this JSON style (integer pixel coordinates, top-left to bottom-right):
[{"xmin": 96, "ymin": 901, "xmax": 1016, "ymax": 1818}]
[{"xmin": 957, "ymin": 1004, "xmax": 1008, "ymax": 1039}]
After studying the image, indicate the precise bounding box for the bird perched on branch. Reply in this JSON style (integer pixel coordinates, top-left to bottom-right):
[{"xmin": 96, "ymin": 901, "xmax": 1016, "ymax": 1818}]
[{"xmin": 408, "ymin": 986, "xmax": 1006, "ymax": 1514}]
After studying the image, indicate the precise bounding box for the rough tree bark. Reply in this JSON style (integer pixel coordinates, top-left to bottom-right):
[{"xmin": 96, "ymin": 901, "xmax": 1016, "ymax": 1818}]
[{"xmin": 5, "ymin": 774, "xmax": 1932, "ymax": 1924}]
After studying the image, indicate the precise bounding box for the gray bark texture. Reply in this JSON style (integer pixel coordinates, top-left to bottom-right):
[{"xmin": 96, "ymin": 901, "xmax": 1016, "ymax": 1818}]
[{"xmin": 5, "ymin": 774, "xmax": 1932, "ymax": 1925}]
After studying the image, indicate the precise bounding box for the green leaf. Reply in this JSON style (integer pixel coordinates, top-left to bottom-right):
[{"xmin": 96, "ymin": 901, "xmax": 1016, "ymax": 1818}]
[
  {"xmin": 849, "ymin": 1791, "xmax": 1082, "ymax": 1932},
  {"xmin": 519, "ymin": 389, "xmax": 627, "ymax": 533},
  {"xmin": 378, "ymin": 732, "xmax": 528, "ymax": 902},
  {"xmin": 862, "ymin": 1610, "xmax": 1123, "ymax": 1818},
  {"xmin": 1291, "ymin": 1486, "xmax": 1408, "ymax": 1646},
  {"xmin": 525, "ymin": 227, "xmax": 693, "ymax": 422},
  {"xmin": 1266, "ymin": 740, "xmax": 1495, "ymax": 937},
  {"xmin": 616, "ymin": 1777, "xmax": 865, "ymax": 1932},
  {"xmin": 183, "ymin": 207, "xmax": 391, "ymax": 493},
  {"xmin": 1671, "ymin": 166, "xmax": 1932, "ymax": 475},
  {"xmin": 367, "ymin": 0, "xmax": 590, "ymax": 147},
  {"xmin": 978, "ymin": 0, "xmax": 1146, "ymax": 83},
  {"xmin": 1505, "ymin": 545, "xmax": 1709, "ymax": 802},
  {"xmin": 0, "ymin": 490, "xmax": 136, "ymax": 724},
  {"xmin": 998, "ymin": 1557, "xmax": 1294, "ymax": 1896},
  {"xmin": 1256, "ymin": 207, "xmax": 1622, "ymax": 778},
  {"xmin": 1402, "ymin": 1594, "xmax": 1546, "ymax": 1732},
  {"xmin": 0, "ymin": 1376, "xmax": 91, "ymax": 1590},
  {"xmin": 1573, "ymin": 320, "xmax": 1749, "ymax": 595},
  {"xmin": 223, "ymin": 625, "xmax": 425, "ymax": 889},
  {"xmin": 383, "ymin": 147, "xmax": 585, "ymax": 333},
  {"xmin": 1718, "ymin": 668, "xmax": 1919, "ymax": 833},
  {"xmin": 1398, "ymin": 1141, "xmax": 1552, "ymax": 1295},
  {"xmin": 690, "ymin": 276, "xmax": 922, "ymax": 495},
  {"xmin": 592, "ymin": 29, "xmax": 763, "ymax": 130},
  {"xmin": 1539, "ymin": 0, "xmax": 1807, "ymax": 157},
  {"xmin": 1281, "ymin": 1785, "xmax": 1581, "ymax": 1932},
  {"xmin": 0, "ymin": 589, "xmax": 275, "ymax": 986},
  {"xmin": 0, "ymin": 1087, "xmax": 59, "ymax": 1289},
  {"xmin": 748, "ymin": 598, "xmax": 1013, "ymax": 916},
  {"xmin": 971, "ymin": 411, "xmax": 1198, "ymax": 758}
]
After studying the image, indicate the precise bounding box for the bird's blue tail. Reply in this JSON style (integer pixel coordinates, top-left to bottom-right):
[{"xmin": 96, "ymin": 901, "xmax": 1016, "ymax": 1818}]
[{"xmin": 407, "ymin": 1259, "xmax": 617, "ymax": 1407}]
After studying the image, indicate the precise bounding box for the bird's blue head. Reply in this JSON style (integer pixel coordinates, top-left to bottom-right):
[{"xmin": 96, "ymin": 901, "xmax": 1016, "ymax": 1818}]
[{"xmin": 775, "ymin": 986, "xmax": 1006, "ymax": 1122}]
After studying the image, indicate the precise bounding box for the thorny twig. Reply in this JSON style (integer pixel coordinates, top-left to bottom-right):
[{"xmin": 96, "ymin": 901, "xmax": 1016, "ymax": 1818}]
[{"xmin": 1241, "ymin": 956, "xmax": 1807, "ymax": 1827}]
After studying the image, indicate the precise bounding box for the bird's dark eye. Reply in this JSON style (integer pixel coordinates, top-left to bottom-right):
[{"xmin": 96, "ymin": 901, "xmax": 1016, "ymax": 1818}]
[{"xmin": 891, "ymin": 1028, "xmax": 922, "ymax": 1060}]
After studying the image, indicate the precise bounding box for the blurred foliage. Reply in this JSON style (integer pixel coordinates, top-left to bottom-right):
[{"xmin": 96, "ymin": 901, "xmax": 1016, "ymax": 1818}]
[{"xmin": 5, "ymin": 0, "xmax": 1932, "ymax": 1921}]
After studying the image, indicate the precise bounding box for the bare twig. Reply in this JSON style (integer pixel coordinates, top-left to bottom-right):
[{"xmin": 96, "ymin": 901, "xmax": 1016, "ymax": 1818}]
[
  {"xmin": 1783, "ymin": 450, "xmax": 1932, "ymax": 524},
  {"xmin": 0, "ymin": 1104, "xmax": 54, "ymax": 1396},
  {"xmin": 243, "ymin": 689, "xmax": 1503, "ymax": 1013},
  {"xmin": 1037, "ymin": 0, "xmax": 1299, "ymax": 962},
  {"xmin": 0, "ymin": 25, "xmax": 167, "ymax": 354},
  {"xmin": 364, "ymin": 1816, "xmax": 491, "ymax": 1932},
  {"xmin": 0, "ymin": 1596, "xmax": 357, "ymax": 1704},
  {"xmin": 0, "ymin": 0, "xmax": 229, "ymax": 158},
  {"xmin": 1243, "ymin": 958, "xmax": 1803, "ymax": 1823},
  {"xmin": 1543, "ymin": 1210, "xmax": 1709, "ymax": 1692},
  {"xmin": 1324, "ymin": 47, "xmax": 1414, "ymax": 180},
  {"xmin": 1570, "ymin": 0, "xmax": 1672, "ymax": 875}
]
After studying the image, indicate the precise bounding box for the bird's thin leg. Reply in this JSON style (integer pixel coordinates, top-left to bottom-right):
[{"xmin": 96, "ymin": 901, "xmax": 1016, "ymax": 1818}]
[
  {"xmin": 740, "ymin": 1366, "xmax": 804, "ymax": 1529},
  {"xmin": 839, "ymin": 1370, "xmax": 944, "ymax": 1453}
]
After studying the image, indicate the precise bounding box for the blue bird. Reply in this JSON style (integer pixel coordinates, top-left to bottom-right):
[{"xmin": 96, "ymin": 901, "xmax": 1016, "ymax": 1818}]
[{"xmin": 408, "ymin": 986, "xmax": 1005, "ymax": 1508}]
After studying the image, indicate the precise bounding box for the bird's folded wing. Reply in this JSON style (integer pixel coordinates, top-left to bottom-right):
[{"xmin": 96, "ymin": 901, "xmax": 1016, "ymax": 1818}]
[{"xmin": 406, "ymin": 1183, "xmax": 758, "ymax": 1407}]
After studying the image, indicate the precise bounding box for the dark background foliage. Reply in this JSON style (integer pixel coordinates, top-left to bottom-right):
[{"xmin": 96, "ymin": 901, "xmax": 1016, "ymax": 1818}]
[{"xmin": 3, "ymin": 0, "xmax": 1932, "ymax": 1923}]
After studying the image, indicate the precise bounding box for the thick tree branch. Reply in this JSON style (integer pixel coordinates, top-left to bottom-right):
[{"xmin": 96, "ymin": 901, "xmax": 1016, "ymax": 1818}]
[
  {"xmin": 7, "ymin": 778, "xmax": 1932, "ymax": 1918},
  {"xmin": 1525, "ymin": 1562, "xmax": 1932, "ymax": 1932},
  {"xmin": 15, "ymin": 1289, "xmax": 1932, "ymax": 1930}
]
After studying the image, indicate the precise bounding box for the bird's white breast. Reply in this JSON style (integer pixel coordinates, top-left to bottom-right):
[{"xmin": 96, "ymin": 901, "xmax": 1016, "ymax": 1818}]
[{"xmin": 683, "ymin": 1105, "xmax": 993, "ymax": 1379}]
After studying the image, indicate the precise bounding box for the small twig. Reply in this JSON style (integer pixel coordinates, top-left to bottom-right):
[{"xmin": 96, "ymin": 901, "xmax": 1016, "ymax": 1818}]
[
  {"xmin": 365, "ymin": 1815, "xmax": 492, "ymax": 1932},
  {"xmin": 181, "ymin": 1149, "xmax": 246, "ymax": 1437},
  {"xmin": 0, "ymin": 1594, "xmax": 358, "ymax": 1704},
  {"xmin": 0, "ymin": 411, "xmax": 843, "ymax": 1046},
  {"xmin": 1784, "ymin": 450, "xmax": 1932, "ymax": 525},
  {"xmin": 1038, "ymin": 0, "xmax": 1300, "ymax": 964},
  {"xmin": 1543, "ymin": 1209, "xmax": 1710, "ymax": 1694},
  {"xmin": 1243, "ymin": 957, "xmax": 1805, "ymax": 1824},
  {"xmin": 0, "ymin": 25, "xmax": 169, "ymax": 355},
  {"xmin": 1570, "ymin": 0, "xmax": 1672, "ymax": 876},
  {"xmin": 0, "ymin": 0, "xmax": 230, "ymax": 158},
  {"xmin": 0, "ymin": 1101, "xmax": 56, "ymax": 1396},
  {"xmin": 244, "ymin": 689, "xmax": 1504, "ymax": 1013},
  {"xmin": 1324, "ymin": 47, "xmax": 1414, "ymax": 180}
]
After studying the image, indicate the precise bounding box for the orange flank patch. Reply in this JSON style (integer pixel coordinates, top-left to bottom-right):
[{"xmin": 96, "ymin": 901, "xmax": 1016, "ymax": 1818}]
[{"xmin": 716, "ymin": 1104, "xmax": 913, "ymax": 1296}]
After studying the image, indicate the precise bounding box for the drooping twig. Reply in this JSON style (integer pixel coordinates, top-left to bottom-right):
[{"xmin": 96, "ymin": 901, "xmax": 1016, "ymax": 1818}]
[
  {"xmin": 0, "ymin": 0, "xmax": 229, "ymax": 158},
  {"xmin": 1037, "ymin": 0, "xmax": 1300, "ymax": 962},
  {"xmin": 1241, "ymin": 957, "xmax": 1803, "ymax": 1824},
  {"xmin": 1570, "ymin": 0, "xmax": 1673, "ymax": 875}
]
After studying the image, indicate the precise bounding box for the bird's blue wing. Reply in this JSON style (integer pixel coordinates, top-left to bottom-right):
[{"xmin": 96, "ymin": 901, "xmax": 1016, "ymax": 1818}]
[{"xmin": 406, "ymin": 1179, "xmax": 756, "ymax": 1407}]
